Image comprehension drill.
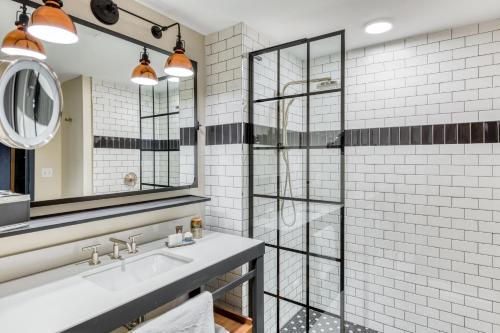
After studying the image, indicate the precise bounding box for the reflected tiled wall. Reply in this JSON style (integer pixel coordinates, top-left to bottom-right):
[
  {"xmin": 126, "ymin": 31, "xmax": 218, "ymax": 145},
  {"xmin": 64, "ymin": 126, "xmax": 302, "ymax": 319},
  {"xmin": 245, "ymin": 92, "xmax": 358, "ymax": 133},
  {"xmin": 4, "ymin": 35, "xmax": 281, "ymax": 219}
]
[
  {"xmin": 91, "ymin": 78, "xmax": 196, "ymax": 194},
  {"xmin": 92, "ymin": 79, "xmax": 142, "ymax": 194}
]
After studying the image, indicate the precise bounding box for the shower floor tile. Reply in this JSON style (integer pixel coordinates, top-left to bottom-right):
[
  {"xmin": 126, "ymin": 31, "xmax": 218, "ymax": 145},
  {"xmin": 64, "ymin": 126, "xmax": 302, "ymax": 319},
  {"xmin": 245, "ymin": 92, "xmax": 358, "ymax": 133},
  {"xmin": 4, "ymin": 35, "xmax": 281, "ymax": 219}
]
[{"xmin": 280, "ymin": 308, "xmax": 378, "ymax": 333}]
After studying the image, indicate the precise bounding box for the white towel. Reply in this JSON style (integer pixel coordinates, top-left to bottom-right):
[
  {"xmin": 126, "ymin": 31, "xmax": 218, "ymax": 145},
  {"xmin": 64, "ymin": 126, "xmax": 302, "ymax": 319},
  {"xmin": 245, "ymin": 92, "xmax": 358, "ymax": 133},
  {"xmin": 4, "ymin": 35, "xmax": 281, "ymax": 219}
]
[
  {"xmin": 133, "ymin": 292, "xmax": 215, "ymax": 333},
  {"xmin": 215, "ymin": 324, "xmax": 229, "ymax": 333}
]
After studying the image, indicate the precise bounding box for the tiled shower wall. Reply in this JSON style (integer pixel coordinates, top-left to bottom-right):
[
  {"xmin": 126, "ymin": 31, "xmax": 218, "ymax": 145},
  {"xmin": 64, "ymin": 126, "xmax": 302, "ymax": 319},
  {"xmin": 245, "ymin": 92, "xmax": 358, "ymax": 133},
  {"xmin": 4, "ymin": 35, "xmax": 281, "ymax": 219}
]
[
  {"xmin": 207, "ymin": 16, "xmax": 500, "ymax": 333},
  {"xmin": 343, "ymin": 19, "xmax": 500, "ymax": 333},
  {"xmin": 205, "ymin": 23, "xmax": 343, "ymax": 330},
  {"xmin": 204, "ymin": 22, "xmax": 267, "ymax": 315}
]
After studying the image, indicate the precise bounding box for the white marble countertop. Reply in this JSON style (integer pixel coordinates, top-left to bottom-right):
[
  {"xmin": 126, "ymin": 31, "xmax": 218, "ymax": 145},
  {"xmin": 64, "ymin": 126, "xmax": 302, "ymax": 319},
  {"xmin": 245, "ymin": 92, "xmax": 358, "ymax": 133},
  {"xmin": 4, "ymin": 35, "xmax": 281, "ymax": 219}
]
[{"xmin": 0, "ymin": 232, "xmax": 263, "ymax": 333}]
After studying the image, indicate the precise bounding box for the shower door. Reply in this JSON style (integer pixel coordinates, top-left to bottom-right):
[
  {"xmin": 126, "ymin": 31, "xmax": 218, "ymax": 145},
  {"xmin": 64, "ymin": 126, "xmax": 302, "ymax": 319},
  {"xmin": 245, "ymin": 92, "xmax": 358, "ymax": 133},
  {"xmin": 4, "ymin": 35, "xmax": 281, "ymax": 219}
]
[
  {"xmin": 249, "ymin": 31, "xmax": 345, "ymax": 333},
  {"xmin": 139, "ymin": 77, "xmax": 179, "ymax": 190}
]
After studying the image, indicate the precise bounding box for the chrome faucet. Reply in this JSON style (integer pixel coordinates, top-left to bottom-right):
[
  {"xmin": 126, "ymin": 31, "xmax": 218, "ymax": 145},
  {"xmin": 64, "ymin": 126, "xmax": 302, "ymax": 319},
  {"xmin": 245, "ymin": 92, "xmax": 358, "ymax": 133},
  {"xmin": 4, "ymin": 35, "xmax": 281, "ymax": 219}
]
[
  {"xmin": 82, "ymin": 244, "xmax": 101, "ymax": 265},
  {"xmin": 109, "ymin": 233, "xmax": 142, "ymax": 257},
  {"xmin": 109, "ymin": 237, "xmax": 132, "ymax": 257},
  {"xmin": 129, "ymin": 234, "xmax": 142, "ymax": 253}
]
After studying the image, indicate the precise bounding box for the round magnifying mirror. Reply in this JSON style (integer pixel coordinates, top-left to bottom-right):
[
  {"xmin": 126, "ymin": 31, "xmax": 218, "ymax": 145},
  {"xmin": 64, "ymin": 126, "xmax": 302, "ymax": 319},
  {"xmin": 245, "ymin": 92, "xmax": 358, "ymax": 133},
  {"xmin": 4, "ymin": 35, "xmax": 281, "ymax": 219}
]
[{"xmin": 0, "ymin": 57, "xmax": 62, "ymax": 149}]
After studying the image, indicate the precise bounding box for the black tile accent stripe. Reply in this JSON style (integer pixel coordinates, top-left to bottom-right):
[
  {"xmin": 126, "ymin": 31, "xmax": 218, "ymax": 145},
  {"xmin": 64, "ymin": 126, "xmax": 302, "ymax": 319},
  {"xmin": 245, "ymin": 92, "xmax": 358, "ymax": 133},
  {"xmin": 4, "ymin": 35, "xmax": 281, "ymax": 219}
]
[
  {"xmin": 206, "ymin": 122, "xmax": 253, "ymax": 145},
  {"xmin": 422, "ymin": 125, "xmax": 432, "ymax": 145},
  {"xmin": 208, "ymin": 121, "xmax": 500, "ymax": 147},
  {"xmin": 93, "ymin": 128, "xmax": 196, "ymax": 151},
  {"xmin": 344, "ymin": 121, "xmax": 500, "ymax": 146},
  {"xmin": 458, "ymin": 123, "xmax": 470, "ymax": 144}
]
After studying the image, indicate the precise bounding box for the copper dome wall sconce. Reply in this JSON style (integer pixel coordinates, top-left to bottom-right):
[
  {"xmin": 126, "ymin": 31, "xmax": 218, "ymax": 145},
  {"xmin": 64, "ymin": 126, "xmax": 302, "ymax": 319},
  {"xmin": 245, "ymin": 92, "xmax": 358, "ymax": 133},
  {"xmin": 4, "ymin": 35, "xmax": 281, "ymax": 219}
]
[
  {"xmin": 28, "ymin": 0, "xmax": 79, "ymax": 44},
  {"xmin": 131, "ymin": 47, "xmax": 158, "ymax": 86},
  {"xmin": 90, "ymin": 0, "xmax": 194, "ymax": 79},
  {"xmin": 1, "ymin": 3, "xmax": 46, "ymax": 60},
  {"xmin": 151, "ymin": 23, "xmax": 194, "ymax": 78}
]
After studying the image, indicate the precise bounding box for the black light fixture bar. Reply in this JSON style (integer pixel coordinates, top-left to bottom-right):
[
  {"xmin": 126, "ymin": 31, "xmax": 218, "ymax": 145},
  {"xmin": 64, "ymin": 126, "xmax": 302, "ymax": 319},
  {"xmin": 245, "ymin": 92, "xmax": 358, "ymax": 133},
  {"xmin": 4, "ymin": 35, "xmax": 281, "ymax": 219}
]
[
  {"xmin": 151, "ymin": 22, "xmax": 182, "ymax": 40},
  {"xmin": 90, "ymin": 0, "xmax": 182, "ymax": 40}
]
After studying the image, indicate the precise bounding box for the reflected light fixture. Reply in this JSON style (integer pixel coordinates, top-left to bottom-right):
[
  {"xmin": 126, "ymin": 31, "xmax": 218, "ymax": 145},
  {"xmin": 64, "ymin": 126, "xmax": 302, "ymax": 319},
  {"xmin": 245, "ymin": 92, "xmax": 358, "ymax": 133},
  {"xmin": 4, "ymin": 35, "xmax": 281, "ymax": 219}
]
[
  {"xmin": 131, "ymin": 47, "xmax": 158, "ymax": 86},
  {"xmin": 28, "ymin": 0, "xmax": 78, "ymax": 44},
  {"xmin": 1, "ymin": 4, "xmax": 46, "ymax": 60},
  {"xmin": 167, "ymin": 76, "xmax": 180, "ymax": 83},
  {"xmin": 364, "ymin": 20, "xmax": 393, "ymax": 34},
  {"xmin": 151, "ymin": 23, "xmax": 193, "ymax": 78}
]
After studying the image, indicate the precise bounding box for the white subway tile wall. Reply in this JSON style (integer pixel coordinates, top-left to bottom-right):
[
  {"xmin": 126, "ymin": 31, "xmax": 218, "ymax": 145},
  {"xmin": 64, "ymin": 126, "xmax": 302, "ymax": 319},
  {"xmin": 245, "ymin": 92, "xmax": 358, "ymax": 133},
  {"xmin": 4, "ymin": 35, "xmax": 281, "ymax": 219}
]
[
  {"xmin": 207, "ymin": 17, "xmax": 500, "ymax": 333},
  {"xmin": 205, "ymin": 23, "xmax": 269, "ymax": 316},
  {"xmin": 92, "ymin": 77, "xmax": 195, "ymax": 194},
  {"xmin": 206, "ymin": 23, "xmax": 343, "ymax": 329},
  {"xmin": 344, "ymin": 19, "xmax": 500, "ymax": 333}
]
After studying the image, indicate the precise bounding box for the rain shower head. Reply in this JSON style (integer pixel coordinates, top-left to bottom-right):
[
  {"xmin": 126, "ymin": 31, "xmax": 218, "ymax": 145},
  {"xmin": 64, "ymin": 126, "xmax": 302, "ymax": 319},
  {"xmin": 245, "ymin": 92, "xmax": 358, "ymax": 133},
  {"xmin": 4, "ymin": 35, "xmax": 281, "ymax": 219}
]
[
  {"xmin": 281, "ymin": 76, "xmax": 337, "ymax": 95},
  {"xmin": 316, "ymin": 79, "xmax": 340, "ymax": 90}
]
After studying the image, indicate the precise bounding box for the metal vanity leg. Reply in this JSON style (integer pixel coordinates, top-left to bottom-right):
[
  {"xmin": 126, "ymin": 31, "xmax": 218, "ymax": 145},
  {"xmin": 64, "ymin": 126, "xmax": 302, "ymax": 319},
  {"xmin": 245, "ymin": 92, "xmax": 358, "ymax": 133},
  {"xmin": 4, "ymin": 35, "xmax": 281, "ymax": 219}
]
[
  {"xmin": 189, "ymin": 287, "xmax": 201, "ymax": 298},
  {"xmin": 250, "ymin": 255, "xmax": 264, "ymax": 333}
]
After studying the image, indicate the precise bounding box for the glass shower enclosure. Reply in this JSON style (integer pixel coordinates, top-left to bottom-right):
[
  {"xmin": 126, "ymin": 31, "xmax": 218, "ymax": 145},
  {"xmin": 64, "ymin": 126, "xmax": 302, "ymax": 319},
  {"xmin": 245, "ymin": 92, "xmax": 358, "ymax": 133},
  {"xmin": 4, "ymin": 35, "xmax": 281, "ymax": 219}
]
[{"xmin": 249, "ymin": 30, "xmax": 345, "ymax": 333}]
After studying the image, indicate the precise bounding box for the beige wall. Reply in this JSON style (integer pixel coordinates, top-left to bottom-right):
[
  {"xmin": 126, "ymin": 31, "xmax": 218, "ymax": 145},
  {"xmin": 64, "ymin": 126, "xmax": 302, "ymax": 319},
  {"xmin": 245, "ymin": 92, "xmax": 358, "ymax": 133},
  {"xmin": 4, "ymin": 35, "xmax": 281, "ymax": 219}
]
[
  {"xmin": 61, "ymin": 76, "xmax": 92, "ymax": 198},
  {"xmin": 34, "ymin": 129, "xmax": 62, "ymax": 201},
  {"xmin": 2, "ymin": 0, "xmax": 206, "ymax": 257}
]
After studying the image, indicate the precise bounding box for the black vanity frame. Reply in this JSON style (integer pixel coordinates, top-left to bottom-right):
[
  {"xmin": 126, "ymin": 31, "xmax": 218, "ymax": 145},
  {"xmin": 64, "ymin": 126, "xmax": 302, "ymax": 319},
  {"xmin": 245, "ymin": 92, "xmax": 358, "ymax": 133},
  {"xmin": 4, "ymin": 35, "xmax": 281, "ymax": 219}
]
[
  {"xmin": 10, "ymin": 0, "xmax": 199, "ymax": 208},
  {"xmin": 248, "ymin": 30, "xmax": 346, "ymax": 332}
]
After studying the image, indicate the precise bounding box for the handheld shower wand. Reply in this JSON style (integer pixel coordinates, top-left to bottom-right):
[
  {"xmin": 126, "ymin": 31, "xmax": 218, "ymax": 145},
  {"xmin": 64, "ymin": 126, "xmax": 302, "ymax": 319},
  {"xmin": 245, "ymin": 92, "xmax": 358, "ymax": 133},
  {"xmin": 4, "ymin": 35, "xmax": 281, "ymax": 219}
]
[{"xmin": 279, "ymin": 76, "xmax": 335, "ymax": 227}]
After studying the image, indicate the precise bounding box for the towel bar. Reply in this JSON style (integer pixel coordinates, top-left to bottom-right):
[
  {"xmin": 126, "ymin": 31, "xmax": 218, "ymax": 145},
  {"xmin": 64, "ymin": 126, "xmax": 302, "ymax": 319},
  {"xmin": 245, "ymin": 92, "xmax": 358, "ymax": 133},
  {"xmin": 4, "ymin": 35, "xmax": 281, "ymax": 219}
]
[{"xmin": 212, "ymin": 269, "xmax": 256, "ymax": 301}]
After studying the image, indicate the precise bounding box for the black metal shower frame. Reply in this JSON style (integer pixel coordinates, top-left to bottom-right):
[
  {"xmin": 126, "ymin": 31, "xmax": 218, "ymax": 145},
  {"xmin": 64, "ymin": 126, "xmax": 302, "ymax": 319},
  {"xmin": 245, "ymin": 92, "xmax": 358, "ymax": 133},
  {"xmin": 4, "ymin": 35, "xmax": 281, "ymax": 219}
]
[
  {"xmin": 248, "ymin": 30, "xmax": 345, "ymax": 333},
  {"xmin": 139, "ymin": 76, "xmax": 179, "ymax": 189}
]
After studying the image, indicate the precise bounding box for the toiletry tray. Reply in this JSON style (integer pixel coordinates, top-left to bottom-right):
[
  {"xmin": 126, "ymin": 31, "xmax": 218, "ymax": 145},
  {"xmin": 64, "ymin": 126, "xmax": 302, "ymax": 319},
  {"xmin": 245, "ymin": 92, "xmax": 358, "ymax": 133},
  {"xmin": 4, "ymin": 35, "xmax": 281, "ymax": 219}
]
[{"xmin": 165, "ymin": 239, "xmax": 196, "ymax": 248}]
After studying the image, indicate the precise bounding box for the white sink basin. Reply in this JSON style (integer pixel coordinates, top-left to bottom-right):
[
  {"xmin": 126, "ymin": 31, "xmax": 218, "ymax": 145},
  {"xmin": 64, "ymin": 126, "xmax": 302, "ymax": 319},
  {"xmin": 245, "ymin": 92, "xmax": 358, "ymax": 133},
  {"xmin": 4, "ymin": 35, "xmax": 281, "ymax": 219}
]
[{"xmin": 83, "ymin": 252, "xmax": 191, "ymax": 291}]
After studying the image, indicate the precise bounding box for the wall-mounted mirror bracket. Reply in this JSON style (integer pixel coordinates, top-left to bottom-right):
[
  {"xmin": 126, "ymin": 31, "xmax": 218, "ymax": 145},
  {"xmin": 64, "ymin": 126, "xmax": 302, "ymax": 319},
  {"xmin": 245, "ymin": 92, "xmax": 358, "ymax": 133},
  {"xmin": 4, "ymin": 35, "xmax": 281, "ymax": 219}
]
[{"xmin": 90, "ymin": 0, "xmax": 119, "ymax": 25}]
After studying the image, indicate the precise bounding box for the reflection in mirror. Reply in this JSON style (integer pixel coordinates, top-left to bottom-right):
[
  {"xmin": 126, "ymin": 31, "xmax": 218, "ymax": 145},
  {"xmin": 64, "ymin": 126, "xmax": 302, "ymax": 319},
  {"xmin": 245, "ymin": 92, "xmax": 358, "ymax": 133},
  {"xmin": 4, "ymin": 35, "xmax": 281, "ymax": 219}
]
[
  {"xmin": 4, "ymin": 69, "xmax": 54, "ymax": 139},
  {"xmin": 0, "ymin": 0, "xmax": 197, "ymax": 203},
  {"xmin": 0, "ymin": 57, "xmax": 62, "ymax": 150}
]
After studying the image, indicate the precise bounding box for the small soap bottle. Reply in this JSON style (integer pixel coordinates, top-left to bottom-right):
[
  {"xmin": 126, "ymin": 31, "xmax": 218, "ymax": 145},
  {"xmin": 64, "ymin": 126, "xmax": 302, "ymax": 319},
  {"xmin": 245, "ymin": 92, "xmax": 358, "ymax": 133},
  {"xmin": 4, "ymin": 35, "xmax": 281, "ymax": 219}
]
[
  {"xmin": 191, "ymin": 217, "xmax": 203, "ymax": 239},
  {"xmin": 176, "ymin": 225, "xmax": 184, "ymax": 244}
]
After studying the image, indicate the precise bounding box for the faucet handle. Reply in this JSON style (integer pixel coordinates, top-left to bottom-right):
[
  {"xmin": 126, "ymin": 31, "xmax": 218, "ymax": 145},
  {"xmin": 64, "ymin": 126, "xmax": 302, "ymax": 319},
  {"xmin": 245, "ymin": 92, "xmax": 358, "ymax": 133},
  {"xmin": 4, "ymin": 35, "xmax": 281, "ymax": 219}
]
[
  {"xmin": 129, "ymin": 233, "xmax": 142, "ymax": 241},
  {"xmin": 82, "ymin": 243, "xmax": 101, "ymax": 252},
  {"xmin": 82, "ymin": 244, "xmax": 101, "ymax": 265},
  {"xmin": 129, "ymin": 234, "xmax": 142, "ymax": 253}
]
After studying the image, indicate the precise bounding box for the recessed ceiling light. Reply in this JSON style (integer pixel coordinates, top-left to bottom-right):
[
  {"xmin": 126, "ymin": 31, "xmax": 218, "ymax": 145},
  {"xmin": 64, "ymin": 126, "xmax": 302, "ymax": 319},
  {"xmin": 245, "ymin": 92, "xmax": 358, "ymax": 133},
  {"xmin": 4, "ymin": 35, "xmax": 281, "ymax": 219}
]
[{"xmin": 365, "ymin": 20, "xmax": 393, "ymax": 34}]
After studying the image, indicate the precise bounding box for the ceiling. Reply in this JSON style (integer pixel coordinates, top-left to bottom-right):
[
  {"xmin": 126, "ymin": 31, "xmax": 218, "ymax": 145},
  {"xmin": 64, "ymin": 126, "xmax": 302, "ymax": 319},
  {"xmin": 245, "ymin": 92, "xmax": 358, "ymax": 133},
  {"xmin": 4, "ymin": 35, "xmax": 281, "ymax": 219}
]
[
  {"xmin": 1, "ymin": 0, "xmax": 168, "ymax": 83},
  {"xmin": 136, "ymin": 0, "xmax": 500, "ymax": 49}
]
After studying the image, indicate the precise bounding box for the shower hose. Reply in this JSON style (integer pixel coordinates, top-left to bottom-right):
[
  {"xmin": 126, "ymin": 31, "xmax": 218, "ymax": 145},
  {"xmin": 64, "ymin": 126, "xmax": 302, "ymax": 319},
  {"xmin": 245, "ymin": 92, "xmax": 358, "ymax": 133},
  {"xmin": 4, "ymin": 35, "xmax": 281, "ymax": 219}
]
[{"xmin": 278, "ymin": 77, "xmax": 334, "ymax": 227}]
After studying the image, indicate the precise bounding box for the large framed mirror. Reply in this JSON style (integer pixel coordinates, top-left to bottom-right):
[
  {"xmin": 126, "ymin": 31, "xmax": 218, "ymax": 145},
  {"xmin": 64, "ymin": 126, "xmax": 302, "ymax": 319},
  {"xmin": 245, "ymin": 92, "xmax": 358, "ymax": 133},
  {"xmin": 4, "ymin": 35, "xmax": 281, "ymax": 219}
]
[{"xmin": 0, "ymin": 0, "xmax": 198, "ymax": 206}]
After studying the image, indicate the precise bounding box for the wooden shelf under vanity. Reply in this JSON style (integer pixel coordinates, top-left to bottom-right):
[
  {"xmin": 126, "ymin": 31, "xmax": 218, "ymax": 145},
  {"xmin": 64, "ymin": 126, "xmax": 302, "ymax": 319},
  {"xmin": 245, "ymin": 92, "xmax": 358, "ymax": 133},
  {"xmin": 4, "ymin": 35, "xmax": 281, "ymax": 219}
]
[{"xmin": 214, "ymin": 306, "xmax": 253, "ymax": 333}]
